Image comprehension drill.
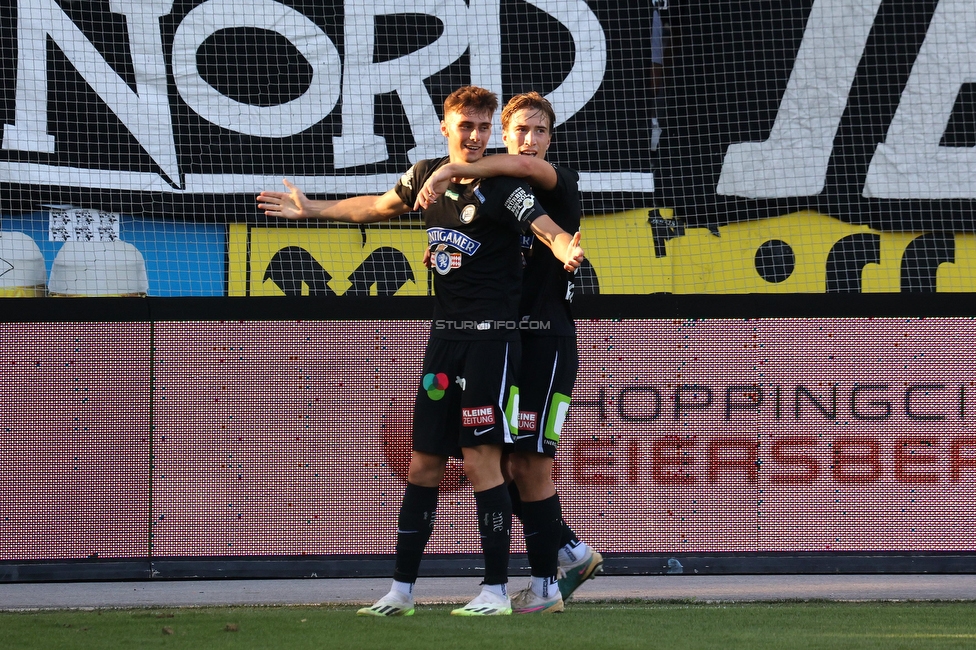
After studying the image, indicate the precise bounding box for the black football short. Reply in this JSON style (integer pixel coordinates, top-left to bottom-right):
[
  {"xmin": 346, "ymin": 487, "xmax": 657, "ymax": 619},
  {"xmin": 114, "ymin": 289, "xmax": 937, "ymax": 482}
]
[
  {"xmin": 512, "ymin": 335, "xmax": 578, "ymax": 457},
  {"xmin": 412, "ymin": 337, "xmax": 521, "ymax": 457}
]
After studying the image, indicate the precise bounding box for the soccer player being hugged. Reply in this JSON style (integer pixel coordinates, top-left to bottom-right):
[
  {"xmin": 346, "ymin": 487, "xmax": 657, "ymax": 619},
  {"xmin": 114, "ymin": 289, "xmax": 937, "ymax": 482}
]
[
  {"xmin": 414, "ymin": 92, "xmax": 603, "ymax": 613},
  {"xmin": 257, "ymin": 86, "xmax": 583, "ymax": 616}
]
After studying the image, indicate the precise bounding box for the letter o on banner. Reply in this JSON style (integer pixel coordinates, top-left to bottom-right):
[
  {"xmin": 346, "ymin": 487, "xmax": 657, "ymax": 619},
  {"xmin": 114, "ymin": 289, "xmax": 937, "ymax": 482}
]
[{"xmin": 172, "ymin": 0, "xmax": 341, "ymax": 137}]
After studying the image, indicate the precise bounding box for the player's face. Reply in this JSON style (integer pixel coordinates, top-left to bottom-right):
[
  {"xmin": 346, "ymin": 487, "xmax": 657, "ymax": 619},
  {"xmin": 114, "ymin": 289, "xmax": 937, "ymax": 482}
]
[
  {"xmin": 502, "ymin": 108, "xmax": 551, "ymax": 160},
  {"xmin": 441, "ymin": 108, "xmax": 493, "ymax": 164}
]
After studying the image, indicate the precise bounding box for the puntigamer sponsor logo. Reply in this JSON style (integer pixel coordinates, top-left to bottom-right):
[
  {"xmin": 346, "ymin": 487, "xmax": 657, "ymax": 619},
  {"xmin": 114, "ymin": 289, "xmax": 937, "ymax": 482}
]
[{"xmin": 427, "ymin": 228, "xmax": 480, "ymax": 255}]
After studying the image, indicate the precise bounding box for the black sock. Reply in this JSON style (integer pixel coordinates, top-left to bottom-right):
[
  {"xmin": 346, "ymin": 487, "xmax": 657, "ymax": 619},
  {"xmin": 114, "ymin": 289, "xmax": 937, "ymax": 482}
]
[
  {"xmin": 559, "ymin": 518, "xmax": 579, "ymax": 549},
  {"xmin": 507, "ymin": 481, "xmax": 523, "ymax": 521},
  {"xmin": 521, "ymin": 494, "xmax": 562, "ymax": 579},
  {"xmin": 475, "ymin": 484, "xmax": 512, "ymax": 586},
  {"xmin": 392, "ymin": 483, "xmax": 438, "ymax": 584}
]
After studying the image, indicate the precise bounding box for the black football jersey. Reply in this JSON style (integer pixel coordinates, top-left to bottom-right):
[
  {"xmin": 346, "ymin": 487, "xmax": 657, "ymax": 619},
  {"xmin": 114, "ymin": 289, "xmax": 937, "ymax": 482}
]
[
  {"xmin": 519, "ymin": 164, "xmax": 581, "ymax": 338},
  {"xmin": 395, "ymin": 157, "xmax": 547, "ymax": 340}
]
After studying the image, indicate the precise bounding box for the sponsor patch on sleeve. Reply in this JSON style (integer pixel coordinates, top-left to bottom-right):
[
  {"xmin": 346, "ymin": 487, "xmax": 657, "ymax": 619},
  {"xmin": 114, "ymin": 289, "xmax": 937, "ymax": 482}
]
[
  {"xmin": 504, "ymin": 187, "xmax": 537, "ymax": 224},
  {"xmin": 399, "ymin": 165, "xmax": 416, "ymax": 190}
]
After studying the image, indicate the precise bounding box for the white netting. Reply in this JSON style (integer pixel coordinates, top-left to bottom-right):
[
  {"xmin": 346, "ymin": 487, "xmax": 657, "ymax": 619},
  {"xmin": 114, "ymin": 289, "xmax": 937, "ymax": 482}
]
[{"xmin": 0, "ymin": 2, "xmax": 973, "ymax": 296}]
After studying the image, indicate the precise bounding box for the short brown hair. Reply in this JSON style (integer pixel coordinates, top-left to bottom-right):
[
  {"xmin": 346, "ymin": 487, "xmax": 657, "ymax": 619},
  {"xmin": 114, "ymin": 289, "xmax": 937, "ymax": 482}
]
[
  {"xmin": 444, "ymin": 86, "xmax": 498, "ymax": 118},
  {"xmin": 501, "ymin": 92, "xmax": 556, "ymax": 131}
]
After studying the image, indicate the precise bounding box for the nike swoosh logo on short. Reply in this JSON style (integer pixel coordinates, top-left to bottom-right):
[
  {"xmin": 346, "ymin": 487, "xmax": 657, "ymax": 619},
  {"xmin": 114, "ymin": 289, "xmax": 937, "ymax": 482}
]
[{"xmin": 473, "ymin": 427, "xmax": 494, "ymax": 436}]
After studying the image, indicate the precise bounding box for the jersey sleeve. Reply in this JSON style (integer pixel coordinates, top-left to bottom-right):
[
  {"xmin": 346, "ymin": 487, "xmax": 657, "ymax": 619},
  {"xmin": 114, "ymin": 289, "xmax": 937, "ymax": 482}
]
[
  {"xmin": 491, "ymin": 178, "xmax": 548, "ymax": 234},
  {"xmin": 393, "ymin": 163, "xmax": 422, "ymax": 208},
  {"xmin": 393, "ymin": 157, "xmax": 448, "ymax": 208},
  {"xmin": 552, "ymin": 164, "xmax": 580, "ymax": 197},
  {"xmin": 548, "ymin": 164, "xmax": 583, "ymax": 232}
]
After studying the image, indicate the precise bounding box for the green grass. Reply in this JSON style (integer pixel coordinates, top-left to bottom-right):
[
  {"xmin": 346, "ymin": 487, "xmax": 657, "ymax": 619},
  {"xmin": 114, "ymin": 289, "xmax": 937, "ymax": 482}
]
[{"xmin": 3, "ymin": 602, "xmax": 976, "ymax": 650}]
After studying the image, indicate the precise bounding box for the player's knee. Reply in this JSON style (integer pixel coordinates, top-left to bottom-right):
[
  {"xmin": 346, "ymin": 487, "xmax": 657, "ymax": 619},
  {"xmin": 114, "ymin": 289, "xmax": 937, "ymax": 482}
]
[
  {"xmin": 461, "ymin": 459, "xmax": 492, "ymax": 487},
  {"xmin": 501, "ymin": 455, "xmax": 515, "ymax": 483},
  {"xmin": 407, "ymin": 452, "xmax": 447, "ymax": 487},
  {"xmin": 509, "ymin": 456, "xmax": 531, "ymax": 485},
  {"xmin": 510, "ymin": 453, "xmax": 554, "ymax": 498},
  {"xmin": 461, "ymin": 449, "xmax": 504, "ymax": 490},
  {"xmin": 407, "ymin": 465, "xmax": 444, "ymax": 487}
]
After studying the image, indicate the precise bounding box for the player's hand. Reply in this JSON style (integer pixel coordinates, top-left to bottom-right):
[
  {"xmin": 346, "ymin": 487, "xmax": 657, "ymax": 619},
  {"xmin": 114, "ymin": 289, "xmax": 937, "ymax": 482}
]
[
  {"xmin": 257, "ymin": 179, "xmax": 309, "ymax": 220},
  {"xmin": 413, "ymin": 169, "xmax": 453, "ymax": 210},
  {"xmin": 422, "ymin": 248, "xmax": 432, "ymax": 269},
  {"xmin": 563, "ymin": 231, "xmax": 584, "ymax": 272}
]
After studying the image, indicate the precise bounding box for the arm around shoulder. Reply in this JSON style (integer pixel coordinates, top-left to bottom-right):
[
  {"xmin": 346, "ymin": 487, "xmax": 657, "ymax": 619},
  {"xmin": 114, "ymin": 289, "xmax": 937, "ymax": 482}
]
[
  {"xmin": 444, "ymin": 155, "xmax": 557, "ymax": 188},
  {"xmin": 479, "ymin": 155, "xmax": 558, "ymax": 190}
]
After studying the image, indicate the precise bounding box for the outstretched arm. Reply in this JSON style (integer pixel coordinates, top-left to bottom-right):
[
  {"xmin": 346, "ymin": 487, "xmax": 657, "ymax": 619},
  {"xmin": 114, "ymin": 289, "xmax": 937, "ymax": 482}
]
[
  {"xmin": 414, "ymin": 155, "xmax": 558, "ymax": 210},
  {"xmin": 530, "ymin": 215, "xmax": 584, "ymax": 272},
  {"xmin": 258, "ymin": 179, "xmax": 410, "ymax": 224}
]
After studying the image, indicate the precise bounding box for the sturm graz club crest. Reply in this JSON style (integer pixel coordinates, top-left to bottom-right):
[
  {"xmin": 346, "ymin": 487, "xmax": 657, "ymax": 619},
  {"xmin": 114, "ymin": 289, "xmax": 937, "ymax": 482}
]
[{"xmin": 432, "ymin": 244, "xmax": 461, "ymax": 275}]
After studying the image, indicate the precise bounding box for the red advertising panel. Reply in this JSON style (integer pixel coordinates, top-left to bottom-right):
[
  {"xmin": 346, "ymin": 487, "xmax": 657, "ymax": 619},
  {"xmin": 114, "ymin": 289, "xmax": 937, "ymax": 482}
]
[
  {"xmin": 2, "ymin": 318, "xmax": 974, "ymax": 561},
  {"xmin": 0, "ymin": 323, "xmax": 151, "ymax": 559}
]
